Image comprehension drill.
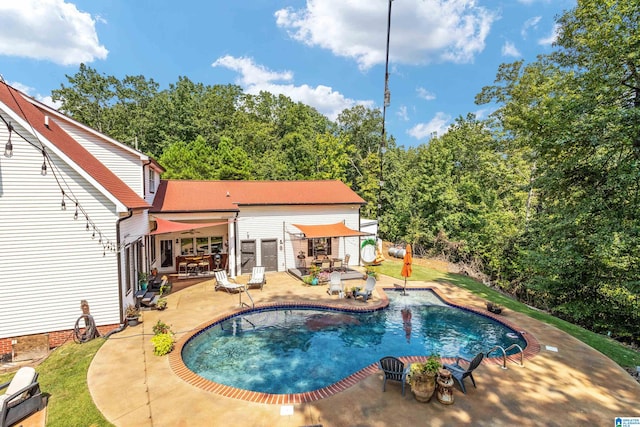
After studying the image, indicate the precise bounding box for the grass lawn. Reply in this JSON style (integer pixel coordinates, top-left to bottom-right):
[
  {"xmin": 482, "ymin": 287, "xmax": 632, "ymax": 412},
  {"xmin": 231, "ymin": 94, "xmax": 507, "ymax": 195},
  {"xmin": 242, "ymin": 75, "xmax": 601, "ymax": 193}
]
[
  {"xmin": 1, "ymin": 260, "xmax": 637, "ymax": 426},
  {"xmin": 0, "ymin": 338, "xmax": 112, "ymax": 427}
]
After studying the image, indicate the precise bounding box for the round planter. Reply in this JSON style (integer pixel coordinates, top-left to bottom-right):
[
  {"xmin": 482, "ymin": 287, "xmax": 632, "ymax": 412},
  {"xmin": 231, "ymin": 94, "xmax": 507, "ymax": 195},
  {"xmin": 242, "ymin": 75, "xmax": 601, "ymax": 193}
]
[
  {"xmin": 126, "ymin": 317, "xmax": 139, "ymax": 327},
  {"xmin": 410, "ymin": 373, "xmax": 437, "ymax": 402}
]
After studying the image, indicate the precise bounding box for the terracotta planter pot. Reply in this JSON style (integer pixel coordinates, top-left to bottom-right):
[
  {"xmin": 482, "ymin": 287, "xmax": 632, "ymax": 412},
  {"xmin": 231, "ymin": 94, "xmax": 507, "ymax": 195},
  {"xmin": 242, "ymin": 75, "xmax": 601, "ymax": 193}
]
[{"xmin": 410, "ymin": 373, "xmax": 437, "ymax": 402}]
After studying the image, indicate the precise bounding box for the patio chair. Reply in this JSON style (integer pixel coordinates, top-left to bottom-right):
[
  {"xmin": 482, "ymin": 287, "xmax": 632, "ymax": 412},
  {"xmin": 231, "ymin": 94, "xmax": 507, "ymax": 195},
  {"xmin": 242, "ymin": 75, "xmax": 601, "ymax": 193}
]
[
  {"xmin": 321, "ymin": 258, "xmax": 331, "ymax": 271},
  {"xmin": 246, "ymin": 266, "xmax": 266, "ymax": 290},
  {"xmin": 0, "ymin": 366, "xmax": 44, "ymax": 427},
  {"xmin": 378, "ymin": 356, "xmax": 410, "ymax": 396},
  {"xmin": 327, "ymin": 271, "xmax": 344, "ymax": 296},
  {"xmin": 214, "ymin": 270, "xmax": 246, "ymax": 294},
  {"xmin": 343, "ymin": 254, "xmax": 350, "ymax": 271},
  {"xmin": 354, "ymin": 276, "xmax": 376, "ymax": 302},
  {"xmin": 443, "ymin": 352, "xmax": 484, "ymax": 394}
]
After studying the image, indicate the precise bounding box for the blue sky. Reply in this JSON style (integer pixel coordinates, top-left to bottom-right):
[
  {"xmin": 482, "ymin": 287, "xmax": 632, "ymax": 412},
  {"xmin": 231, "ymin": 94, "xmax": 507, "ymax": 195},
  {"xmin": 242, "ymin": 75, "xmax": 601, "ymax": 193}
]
[{"xmin": 0, "ymin": 0, "xmax": 575, "ymax": 148}]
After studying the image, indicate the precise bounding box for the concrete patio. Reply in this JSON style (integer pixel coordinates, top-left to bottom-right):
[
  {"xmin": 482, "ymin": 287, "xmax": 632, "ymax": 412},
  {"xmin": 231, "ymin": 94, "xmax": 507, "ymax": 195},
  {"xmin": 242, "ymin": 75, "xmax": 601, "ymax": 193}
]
[{"xmin": 86, "ymin": 271, "xmax": 640, "ymax": 426}]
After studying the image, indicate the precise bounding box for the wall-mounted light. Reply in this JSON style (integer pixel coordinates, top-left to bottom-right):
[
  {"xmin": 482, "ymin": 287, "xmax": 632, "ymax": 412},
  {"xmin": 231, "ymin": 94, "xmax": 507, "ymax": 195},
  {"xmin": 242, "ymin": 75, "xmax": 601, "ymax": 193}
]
[{"xmin": 44, "ymin": 115, "xmax": 50, "ymax": 128}]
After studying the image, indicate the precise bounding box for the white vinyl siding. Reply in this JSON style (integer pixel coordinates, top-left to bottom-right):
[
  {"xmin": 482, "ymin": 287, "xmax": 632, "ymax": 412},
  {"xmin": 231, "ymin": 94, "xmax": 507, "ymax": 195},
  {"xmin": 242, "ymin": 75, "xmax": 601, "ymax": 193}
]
[
  {"xmin": 236, "ymin": 205, "xmax": 361, "ymax": 273},
  {"xmin": 0, "ymin": 119, "xmax": 122, "ymax": 338},
  {"xmin": 57, "ymin": 121, "xmax": 144, "ymax": 196}
]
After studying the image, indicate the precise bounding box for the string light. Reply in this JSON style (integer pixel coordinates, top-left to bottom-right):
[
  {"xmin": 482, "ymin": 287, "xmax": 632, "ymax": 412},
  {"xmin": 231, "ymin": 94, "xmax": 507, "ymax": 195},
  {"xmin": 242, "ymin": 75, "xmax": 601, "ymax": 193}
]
[
  {"xmin": 4, "ymin": 121, "xmax": 12, "ymax": 157},
  {"xmin": 2, "ymin": 85, "xmax": 123, "ymax": 254},
  {"xmin": 40, "ymin": 149, "xmax": 47, "ymax": 175}
]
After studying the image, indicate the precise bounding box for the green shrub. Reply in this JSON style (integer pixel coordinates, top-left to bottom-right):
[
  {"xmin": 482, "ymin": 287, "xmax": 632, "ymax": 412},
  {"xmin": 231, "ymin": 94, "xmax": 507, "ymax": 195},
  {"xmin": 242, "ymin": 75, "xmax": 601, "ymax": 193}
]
[
  {"xmin": 152, "ymin": 320, "xmax": 171, "ymax": 335},
  {"xmin": 151, "ymin": 333, "xmax": 175, "ymax": 356}
]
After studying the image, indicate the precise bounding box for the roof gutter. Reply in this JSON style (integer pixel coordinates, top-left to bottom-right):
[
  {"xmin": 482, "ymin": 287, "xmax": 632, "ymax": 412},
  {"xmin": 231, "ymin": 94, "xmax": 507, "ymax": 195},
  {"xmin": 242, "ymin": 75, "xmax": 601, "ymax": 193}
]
[
  {"xmin": 142, "ymin": 158, "xmax": 152, "ymax": 195},
  {"xmin": 116, "ymin": 208, "xmax": 134, "ymax": 323}
]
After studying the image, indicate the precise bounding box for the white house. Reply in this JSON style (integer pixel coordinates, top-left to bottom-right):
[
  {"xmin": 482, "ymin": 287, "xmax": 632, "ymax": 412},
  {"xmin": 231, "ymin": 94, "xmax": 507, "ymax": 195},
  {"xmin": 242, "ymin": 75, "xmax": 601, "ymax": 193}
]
[
  {"xmin": 0, "ymin": 81, "xmax": 369, "ymax": 361},
  {"xmin": 0, "ymin": 81, "xmax": 162, "ymax": 359},
  {"xmin": 149, "ymin": 180, "xmax": 367, "ymax": 277}
]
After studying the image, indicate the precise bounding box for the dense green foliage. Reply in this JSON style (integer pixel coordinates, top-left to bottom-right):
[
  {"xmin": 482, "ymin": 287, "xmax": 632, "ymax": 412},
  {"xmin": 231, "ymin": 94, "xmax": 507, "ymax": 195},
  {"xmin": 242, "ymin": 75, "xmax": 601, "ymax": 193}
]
[{"xmin": 50, "ymin": 0, "xmax": 639, "ymax": 347}]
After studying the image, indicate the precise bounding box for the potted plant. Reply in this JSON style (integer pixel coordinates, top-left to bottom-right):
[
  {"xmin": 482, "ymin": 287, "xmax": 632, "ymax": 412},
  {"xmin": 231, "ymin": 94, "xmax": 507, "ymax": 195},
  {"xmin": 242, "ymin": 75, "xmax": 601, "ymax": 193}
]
[
  {"xmin": 138, "ymin": 271, "xmax": 149, "ymax": 291},
  {"xmin": 407, "ymin": 354, "xmax": 442, "ymax": 402},
  {"xmin": 125, "ymin": 304, "xmax": 140, "ymax": 327},
  {"xmin": 486, "ymin": 301, "xmax": 503, "ymax": 314},
  {"xmin": 156, "ymin": 297, "xmax": 167, "ymax": 310},
  {"xmin": 309, "ymin": 265, "xmax": 320, "ymax": 285}
]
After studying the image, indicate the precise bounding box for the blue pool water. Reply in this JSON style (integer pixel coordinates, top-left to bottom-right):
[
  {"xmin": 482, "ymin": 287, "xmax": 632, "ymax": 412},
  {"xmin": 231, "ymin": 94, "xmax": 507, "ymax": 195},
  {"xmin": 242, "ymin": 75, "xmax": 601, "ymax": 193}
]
[{"xmin": 181, "ymin": 289, "xmax": 526, "ymax": 394}]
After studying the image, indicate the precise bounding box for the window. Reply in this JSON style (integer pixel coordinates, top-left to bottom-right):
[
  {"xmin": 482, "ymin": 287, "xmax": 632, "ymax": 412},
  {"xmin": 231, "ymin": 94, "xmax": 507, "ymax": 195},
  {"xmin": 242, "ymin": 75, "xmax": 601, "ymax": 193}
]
[
  {"xmin": 307, "ymin": 238, "xmax": 332, "ymax": 257},
  {"xmin": 148, "ymin": 168, "xmax": 155, "ymax": 193},
  {"xmin": 181, "ymin": 238, "xmax": 194, "ymax": 255},
  {"xmin": 196, "ymin": 236, "xmax": 223, "ymax": 254}
]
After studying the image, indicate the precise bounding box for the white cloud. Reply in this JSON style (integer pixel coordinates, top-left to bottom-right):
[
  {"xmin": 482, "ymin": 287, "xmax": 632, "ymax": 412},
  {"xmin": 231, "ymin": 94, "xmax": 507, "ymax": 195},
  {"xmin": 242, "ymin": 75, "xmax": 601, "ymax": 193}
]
[
  {"xmin": 0, "ymin": 0, "xmax": 108, "ymax": 65},
  {"xmin": 538, "ymin": 24, "xmax": 560, "ymax": 46},
  {"xmin": 212, "ymin": 55, "xmax": 373, "ymax": 120},
  {"xmin": 408, "ymin": 112, "xmax": 452, "ymax": 140},
  {"xmin": 9, "ymin": 81, "xmax": 62, "ymax": 109},
  {"xmin": 397, "ymin": 105, "xmax": 409, "ymax": 121},
  {"xmin": 502, "ymin": 41, "xmax": 521, "ymax": 58},
  {"xmin": 521, "ymin": 16, "xmax": 541, "ymax": 38},
  {"xmin": 417, "ymin": 87, "xmax": 436, "ymax": 101},
  {"xmin": 275, "ymin": 0, "xmax": 498, "ymax": 70}
]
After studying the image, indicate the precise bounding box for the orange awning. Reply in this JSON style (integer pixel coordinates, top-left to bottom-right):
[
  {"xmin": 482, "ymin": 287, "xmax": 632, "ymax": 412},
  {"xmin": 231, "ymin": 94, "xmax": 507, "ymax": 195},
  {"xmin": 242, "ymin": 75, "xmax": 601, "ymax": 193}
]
[
  {"xmin": 150, "ymin": 218, "xmax": 229, "ymax": 235},
  {"xmin": 293, "ymin": 222, "xmax": 369, "ymax": 238}
]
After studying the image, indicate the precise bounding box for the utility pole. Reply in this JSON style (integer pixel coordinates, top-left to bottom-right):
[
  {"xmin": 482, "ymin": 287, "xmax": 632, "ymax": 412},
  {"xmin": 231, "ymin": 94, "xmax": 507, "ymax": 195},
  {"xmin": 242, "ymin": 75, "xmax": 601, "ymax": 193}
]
[{"xmin": 378, "ymin": 0, "xmax": 393, "ymax": 227}]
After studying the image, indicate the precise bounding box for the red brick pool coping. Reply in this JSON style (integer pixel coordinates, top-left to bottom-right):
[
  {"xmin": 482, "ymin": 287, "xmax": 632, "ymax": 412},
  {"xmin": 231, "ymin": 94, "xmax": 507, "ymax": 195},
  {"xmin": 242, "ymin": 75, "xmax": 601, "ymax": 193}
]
[{"xmin": 168, "ymin": 287, "xmax": 540, "ymax": 404}]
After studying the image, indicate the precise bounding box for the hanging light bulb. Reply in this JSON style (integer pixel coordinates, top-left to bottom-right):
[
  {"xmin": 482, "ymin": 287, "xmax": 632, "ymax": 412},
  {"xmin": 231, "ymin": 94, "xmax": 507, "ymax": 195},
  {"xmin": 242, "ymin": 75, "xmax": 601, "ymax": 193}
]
[
  {"xmin": 92, "ymin": 227, "xmax": 96, "ymax": 239},
  {"xmin": 74, "ymin": 203, "xmax": 78, "ymax": 220},
  {"xmin": 41, "ymin": 149, "xmax": 47, "ymax": 175},
  {"xmin": 61, "ymin": 191, "xmax": 66, "ymax": 210},
  {"xmin": 98, "ymin": 233, "xmax": 102, "ymax": 244},
  {"xmin": 86, "ymin": 218, "xmax": 90, "ymax": 231},
  {"xmin": 4, "ymin": 122, "xmax": 12, "ymax": 158}
]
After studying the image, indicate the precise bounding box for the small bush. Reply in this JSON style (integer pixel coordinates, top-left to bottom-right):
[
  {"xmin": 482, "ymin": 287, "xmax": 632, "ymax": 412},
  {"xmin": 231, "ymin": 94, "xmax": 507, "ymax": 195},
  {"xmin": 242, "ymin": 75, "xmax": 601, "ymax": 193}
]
[
  {"xmin": 151, "ymin": 333, "xmax": 175, "ymax": 356},
  {"xmin": 152, "ymin": 320, "xmax": 171, "ymax": 335}
]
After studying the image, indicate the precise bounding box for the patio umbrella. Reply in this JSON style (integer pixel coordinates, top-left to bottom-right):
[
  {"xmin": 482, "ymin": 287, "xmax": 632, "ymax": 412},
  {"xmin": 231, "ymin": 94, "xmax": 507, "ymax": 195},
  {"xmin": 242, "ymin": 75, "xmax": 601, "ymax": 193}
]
[{"xmin": 400, "ymin": 244, "xmax": 412, "ymax": 295}]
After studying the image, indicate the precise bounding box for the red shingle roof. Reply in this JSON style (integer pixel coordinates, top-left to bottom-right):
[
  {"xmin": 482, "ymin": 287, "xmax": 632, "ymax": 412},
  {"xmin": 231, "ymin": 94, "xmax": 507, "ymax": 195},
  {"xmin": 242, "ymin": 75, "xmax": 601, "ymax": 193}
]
[
  {"xmin": 0, "ymin": 82, "xmax": 149, "ymax": 210},
  {"xmin": 151, "ymin": 180, "xmax": 366, "ymax": 213}
]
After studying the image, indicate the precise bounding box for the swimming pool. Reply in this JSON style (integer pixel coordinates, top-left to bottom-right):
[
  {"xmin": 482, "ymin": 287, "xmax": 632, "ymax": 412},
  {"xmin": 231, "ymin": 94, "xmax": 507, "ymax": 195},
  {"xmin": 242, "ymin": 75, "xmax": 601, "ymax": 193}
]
[{"xmin": 181, "ymin": 289, "xmax": 527, "ymax": 395}]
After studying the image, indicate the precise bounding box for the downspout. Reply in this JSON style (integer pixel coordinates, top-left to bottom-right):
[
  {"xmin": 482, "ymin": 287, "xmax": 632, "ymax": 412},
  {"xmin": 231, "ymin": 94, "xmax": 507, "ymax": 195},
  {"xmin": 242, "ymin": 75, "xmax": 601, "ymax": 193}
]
[
  {"xmin": 116, "ymin": 209, "xmax": 134, "ymax": 324},
  {"xmin": 142, "ymin": 158, "xmax": 152, "ymax": 196},
  {"xmin": 233, "ymin": 211, "xmax": 239, "ymax": 277}
]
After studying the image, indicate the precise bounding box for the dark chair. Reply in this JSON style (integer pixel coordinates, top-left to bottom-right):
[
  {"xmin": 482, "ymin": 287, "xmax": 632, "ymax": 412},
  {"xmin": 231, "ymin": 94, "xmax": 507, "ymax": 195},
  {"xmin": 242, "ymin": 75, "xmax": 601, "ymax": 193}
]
[
  {"xmin": 355, "ymin": 276, "xmax": 376, "ymax": 302},
  {"xmin": 443, "ymin": 352, "xmax": 484, "ymax": 394},
  {"xmin": 378, "ymin": 356, "xmax": 410, "ymax": 396},
  {"xmin": 0, "ymin": 367, "xmax": 44, "ymax": 427}
]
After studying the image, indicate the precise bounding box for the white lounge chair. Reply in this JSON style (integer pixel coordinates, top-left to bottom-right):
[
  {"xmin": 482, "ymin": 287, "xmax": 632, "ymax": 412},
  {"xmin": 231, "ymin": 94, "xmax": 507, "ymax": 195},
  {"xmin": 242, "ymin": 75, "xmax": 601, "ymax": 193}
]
[
  {"xmin": 214, "ymin": 270, "xmax": 246, "ymax": 293},
  {"xmin": 327, "ymin": 271, "xmax": 344, "ymax": 296},
  {"xmin": 246, "ymin": 266, "xmax": 266, "ymax": 290},
  {"xmin": 355, "ymin": 276, "xmax": 376, "ymax": 302},
  {"xmin": 0, "ymin": 366, "xmax": 44, "ymax": 427}
]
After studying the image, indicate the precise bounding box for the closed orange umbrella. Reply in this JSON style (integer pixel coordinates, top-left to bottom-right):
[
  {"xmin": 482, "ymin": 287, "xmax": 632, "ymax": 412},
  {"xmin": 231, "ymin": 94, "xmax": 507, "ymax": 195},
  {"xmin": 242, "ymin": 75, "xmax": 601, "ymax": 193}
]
[{"xmin": 400, "ymin": 244, "xmax": 412, "ymax": 294}]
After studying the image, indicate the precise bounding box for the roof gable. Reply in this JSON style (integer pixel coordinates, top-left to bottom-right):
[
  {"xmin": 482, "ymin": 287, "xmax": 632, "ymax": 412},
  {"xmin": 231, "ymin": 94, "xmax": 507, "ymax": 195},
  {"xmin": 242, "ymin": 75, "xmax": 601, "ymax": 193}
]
[{"xmin": 0, "ymin": 82, "xmax": 149, "ymax": 210}]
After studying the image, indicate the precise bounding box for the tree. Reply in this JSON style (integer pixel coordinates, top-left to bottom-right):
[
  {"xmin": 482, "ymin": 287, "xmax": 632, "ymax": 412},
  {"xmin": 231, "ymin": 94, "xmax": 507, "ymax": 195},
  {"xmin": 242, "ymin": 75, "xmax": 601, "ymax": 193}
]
[{"xmin": 477, "ymin": 0, "xmax": 640, "ymax": 342}]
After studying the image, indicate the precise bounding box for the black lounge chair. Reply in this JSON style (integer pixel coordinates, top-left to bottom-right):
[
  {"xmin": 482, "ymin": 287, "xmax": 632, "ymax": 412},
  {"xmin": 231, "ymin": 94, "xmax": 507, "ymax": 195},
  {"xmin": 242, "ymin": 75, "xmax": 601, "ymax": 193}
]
[
  {"xmin": 443, "ymin": 352, "xmax": 484, "ymax": 394},
  {"xmin": 379, "ymin": 356, "xmax": 410, "ymax": 396},
  {"xmin": 0, "ymin": 367, "xmax": 44, "ymax": 427}
]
